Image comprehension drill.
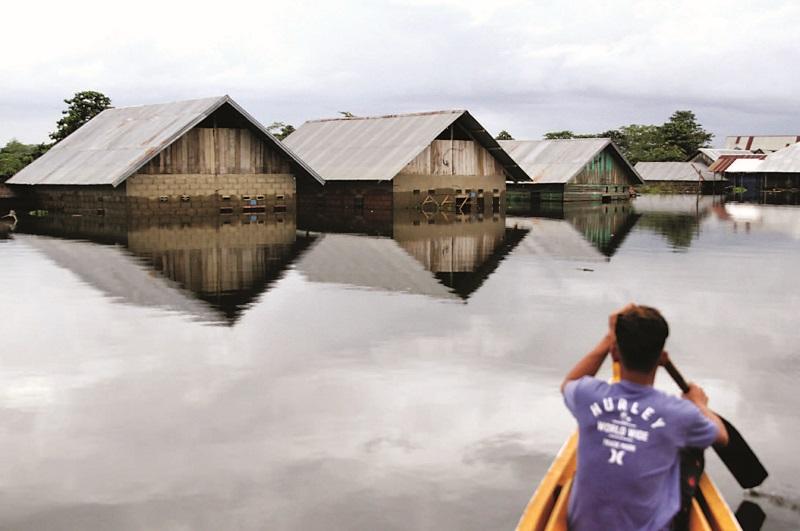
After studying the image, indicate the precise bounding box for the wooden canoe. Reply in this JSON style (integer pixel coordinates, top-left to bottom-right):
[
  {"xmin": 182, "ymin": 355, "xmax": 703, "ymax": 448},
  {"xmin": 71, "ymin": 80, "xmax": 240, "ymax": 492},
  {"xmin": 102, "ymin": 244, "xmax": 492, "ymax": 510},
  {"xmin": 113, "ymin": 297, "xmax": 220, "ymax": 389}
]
[{"xmin": 516, "ymin": 365, "xmax": 742, "ymax": 531}]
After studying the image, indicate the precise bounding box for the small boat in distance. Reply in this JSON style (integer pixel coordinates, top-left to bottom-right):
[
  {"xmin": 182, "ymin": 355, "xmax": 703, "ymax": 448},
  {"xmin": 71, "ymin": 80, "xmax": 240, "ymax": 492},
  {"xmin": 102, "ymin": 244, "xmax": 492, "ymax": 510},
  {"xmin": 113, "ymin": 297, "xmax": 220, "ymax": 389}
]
[{"xmin": 515, "ymin": 363, "xmax": 743, "ymax": 531}]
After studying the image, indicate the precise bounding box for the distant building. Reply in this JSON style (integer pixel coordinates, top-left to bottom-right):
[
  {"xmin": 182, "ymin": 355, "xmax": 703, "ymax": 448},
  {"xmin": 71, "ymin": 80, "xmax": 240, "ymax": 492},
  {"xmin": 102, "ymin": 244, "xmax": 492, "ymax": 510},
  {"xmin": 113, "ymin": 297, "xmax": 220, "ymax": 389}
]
[
  {"xmin": 689, "ymin": 148, "xmax": 753, "ymax": 167},
  {"xmin": 499, "ymin": 139, "xmax": 643, "ymax": 203},
  {"xmin": 725, "ymin": 135, "xmax": 800, "ymax": 152},
  {"xmin": 7, "ymin": 96, "xmax": 323, "ymax": 217},
  {"xmin": 634, "ymin": 161, "xmax": 726, "ymax": 193},
  {"xmin": 283, "ymin": 110, "xmax": 528, "ymax": 215},
  {"xmin": 721, "ymin": 143, "xmax": 800, "ymax": 198}
]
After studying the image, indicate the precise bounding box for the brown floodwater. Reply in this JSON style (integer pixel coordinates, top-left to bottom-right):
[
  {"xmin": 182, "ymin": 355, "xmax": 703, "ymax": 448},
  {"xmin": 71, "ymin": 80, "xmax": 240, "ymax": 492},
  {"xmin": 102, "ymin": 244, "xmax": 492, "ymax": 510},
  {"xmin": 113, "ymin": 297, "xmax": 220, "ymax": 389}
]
[{"xmin": 0, "ymin": 195, "xmax": 798, "ymax": 530}]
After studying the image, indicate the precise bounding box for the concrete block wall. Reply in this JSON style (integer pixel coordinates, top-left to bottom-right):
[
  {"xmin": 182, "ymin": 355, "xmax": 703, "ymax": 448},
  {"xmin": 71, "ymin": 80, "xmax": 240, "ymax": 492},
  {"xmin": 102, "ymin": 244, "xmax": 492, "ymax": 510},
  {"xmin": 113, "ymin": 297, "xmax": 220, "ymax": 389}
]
[{"xmin": 126, "ymin": 173, "xmax": 295, "ymax": 215}]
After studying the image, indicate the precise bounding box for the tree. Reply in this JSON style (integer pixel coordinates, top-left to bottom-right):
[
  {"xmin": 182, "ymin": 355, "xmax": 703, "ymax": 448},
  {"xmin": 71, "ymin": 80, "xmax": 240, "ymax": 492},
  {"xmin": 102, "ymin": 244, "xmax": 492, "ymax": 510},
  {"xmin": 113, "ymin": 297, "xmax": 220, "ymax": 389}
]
[
  {"xmin": 267, "ymin": 122, "xmax": 296, "ymax": 140},
  {"xmin": 50, "ymin": 91, "xmax": 111, "ymax": 143},
  {"xmin": 495, "ymin": 130, "xmax": 514, "ymax": 140},
  {"xmin": 544, "ymin": 130, "xmax": 576, "ymax": 140},
  {"xmin": 660, "ymin": 110, "xmax": 713, "ymax": 159},
  {"xmin": 618, "ymin": 124, "xmax": 685, "ymax": 164},
  {"xmin": 0, "ymin": 140, "xmax": 38, "ymax": 178}
]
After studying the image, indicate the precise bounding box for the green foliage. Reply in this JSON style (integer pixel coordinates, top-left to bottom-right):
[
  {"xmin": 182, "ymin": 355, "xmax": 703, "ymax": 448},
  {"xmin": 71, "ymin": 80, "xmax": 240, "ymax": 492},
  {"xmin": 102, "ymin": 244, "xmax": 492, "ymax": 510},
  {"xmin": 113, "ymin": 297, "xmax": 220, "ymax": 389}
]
[
  {"xmin": 544, "ymin": 130, "xmax": 577, "ymax": 140},
  {"xmin": 0, "ymin": 139, "xmax": 41, "ymax": 178},
  {"xmin": 660, "ymin": 110, "xmax": 713, "ymax": 159},
  {"xmin": 267, "ymin": 122, "xmax": 296, "ymax": 140},
  {"xmin": 495, "ymin": 130, "xmax": 514, "ymax": 140},
  {"xmin": 541, "ymin": 110, "xmax": 713, "ymax": 164},
  {"xmin": 50, "ymin": 91, "xmax": 111, "ymax": 143}
]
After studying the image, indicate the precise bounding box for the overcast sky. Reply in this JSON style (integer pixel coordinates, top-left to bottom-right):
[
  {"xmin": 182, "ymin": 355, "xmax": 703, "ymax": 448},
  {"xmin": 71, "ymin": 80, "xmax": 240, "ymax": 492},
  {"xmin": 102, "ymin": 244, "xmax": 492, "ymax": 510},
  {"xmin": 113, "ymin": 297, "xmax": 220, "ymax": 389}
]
[{"xmin": 2, "ymin": 0, "xmax": 798, "ymax": 147}]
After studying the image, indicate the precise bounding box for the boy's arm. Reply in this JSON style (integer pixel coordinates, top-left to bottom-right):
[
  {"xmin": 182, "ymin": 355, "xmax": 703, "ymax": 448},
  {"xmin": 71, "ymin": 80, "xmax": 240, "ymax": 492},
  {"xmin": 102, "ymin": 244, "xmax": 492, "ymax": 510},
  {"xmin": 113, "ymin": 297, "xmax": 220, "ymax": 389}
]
[
  {"xmin": 683, "ymin": 383, "xmax": 730, "ymax": 446},
  {"xmin": 560, "ymin": 304, "xmax": 634, "ymax": 394},
  {"xmin": 560, "ymin": 333, "xmax": 614, "ymax": 393}
]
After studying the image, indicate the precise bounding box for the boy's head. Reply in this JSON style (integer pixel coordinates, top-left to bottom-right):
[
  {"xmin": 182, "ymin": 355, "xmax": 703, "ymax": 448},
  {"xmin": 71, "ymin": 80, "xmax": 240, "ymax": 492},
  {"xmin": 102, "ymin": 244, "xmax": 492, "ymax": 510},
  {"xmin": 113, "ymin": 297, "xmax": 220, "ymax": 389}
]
[{"xmin": 614, "ymin": 305, "xmax": 669, "ymax": 373}]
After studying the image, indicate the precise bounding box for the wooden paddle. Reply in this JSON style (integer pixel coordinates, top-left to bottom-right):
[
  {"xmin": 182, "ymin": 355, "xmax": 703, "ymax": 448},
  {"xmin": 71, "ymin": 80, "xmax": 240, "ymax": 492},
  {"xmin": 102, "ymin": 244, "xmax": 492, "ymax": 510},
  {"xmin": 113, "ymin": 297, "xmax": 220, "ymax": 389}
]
[{"xmin": 663, "ymin": 360, "xmax": 768, "ymax": 489}]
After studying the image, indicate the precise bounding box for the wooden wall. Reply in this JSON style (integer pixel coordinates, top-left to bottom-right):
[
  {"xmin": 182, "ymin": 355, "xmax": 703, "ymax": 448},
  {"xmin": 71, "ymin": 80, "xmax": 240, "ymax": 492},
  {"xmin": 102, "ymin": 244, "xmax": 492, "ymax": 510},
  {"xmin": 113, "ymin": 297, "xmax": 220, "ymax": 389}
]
[
  {"xmin": 399, "ymin": 140, "xmax": 505, "ymax": 177},
  {"xmin": 572, "ymin": 148, "xmax": 638, "ymax": 185},
  {"xmin": 139, "ymin": 127, "xmax": 292, "ymax": 175}
]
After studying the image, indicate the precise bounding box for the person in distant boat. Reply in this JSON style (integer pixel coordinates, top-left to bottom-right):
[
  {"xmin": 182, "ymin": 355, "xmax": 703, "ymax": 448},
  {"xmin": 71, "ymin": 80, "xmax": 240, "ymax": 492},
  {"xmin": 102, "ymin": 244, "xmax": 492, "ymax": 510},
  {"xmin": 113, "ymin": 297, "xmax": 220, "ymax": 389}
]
[{"xmin": 560, "ymin": 304, "xmax": 728, "ymax": 531}]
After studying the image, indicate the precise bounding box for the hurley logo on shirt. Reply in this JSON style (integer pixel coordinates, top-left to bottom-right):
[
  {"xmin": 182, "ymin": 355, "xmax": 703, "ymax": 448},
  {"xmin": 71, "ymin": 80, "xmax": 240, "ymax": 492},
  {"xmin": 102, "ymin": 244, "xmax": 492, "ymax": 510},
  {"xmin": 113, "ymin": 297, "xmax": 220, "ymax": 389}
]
[{"xmin": 588, "ymin": 397, "xmax": 666, "ymax": 466}]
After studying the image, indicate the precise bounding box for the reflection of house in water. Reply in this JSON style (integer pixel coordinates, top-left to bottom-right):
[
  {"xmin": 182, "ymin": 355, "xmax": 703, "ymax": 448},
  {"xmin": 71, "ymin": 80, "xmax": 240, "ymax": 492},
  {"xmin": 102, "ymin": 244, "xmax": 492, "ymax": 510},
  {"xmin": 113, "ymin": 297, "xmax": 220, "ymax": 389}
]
[
  {"xmin": 508, "ymin": 203, "xmax": 640, "ymax": 261},
  {"xmin": 20, "ymin": 213, "xmax": 313, "ymax": 324},
  {"xmin": 632, "ymin": 195, "xmax": 722, "ymax": 250},
  {"xmin": 296, "ymin": 211, "xmax": 528, "ymax": 300}
]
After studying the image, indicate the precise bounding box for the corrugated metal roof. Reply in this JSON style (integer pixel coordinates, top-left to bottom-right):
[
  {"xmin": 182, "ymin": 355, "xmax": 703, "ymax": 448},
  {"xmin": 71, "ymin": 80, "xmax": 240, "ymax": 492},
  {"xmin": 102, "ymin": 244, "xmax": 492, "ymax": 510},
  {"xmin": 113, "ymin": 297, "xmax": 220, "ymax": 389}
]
[
  {"xmin": 283, "ymin": 110, "xmax": 529, "ymax": 182},
  {"xmin": 723, "ymin": 143, "xmax": 800, "ymax": 173},
  {"xmin": 707, "ymin": 154, "xmax": 766, "ymax": 173},
  {"xmin": 635, "ymin": 162, "xmax": 703, "ymax": 182},
  {"xmin": 499, "ymin": 139, "xmax": 643, "ymax": 185},
  {"xmin": 697, "ymin": 148, "xmax": 751, "ymax": 162},
  {"xmin": 8, "ymin": 96, "xmax": 323, "ymax": 187},
  {"xmin": 296, "ymin": 233, "xmax": 460, "ymax": 300},
  {"xmin": 725, "ymin": 135, "xmax": 800, "ymax": 152}
]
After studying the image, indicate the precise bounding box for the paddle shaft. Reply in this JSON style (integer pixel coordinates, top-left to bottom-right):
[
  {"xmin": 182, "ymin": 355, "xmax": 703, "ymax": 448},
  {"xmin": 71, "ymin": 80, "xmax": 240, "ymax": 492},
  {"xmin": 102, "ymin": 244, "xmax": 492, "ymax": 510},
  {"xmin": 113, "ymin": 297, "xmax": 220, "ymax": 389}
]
[{"xmin": 662, "ymin": 360, "xmax": 768, "ymax": 489}]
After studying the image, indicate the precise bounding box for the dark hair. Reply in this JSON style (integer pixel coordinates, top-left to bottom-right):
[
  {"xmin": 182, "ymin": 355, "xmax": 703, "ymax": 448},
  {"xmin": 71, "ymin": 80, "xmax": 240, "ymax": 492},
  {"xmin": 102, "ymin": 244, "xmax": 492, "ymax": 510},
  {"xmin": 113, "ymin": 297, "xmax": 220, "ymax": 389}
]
[{"xmin": 614, "ymin": 305, "xmax": 669, "ymax": 373}]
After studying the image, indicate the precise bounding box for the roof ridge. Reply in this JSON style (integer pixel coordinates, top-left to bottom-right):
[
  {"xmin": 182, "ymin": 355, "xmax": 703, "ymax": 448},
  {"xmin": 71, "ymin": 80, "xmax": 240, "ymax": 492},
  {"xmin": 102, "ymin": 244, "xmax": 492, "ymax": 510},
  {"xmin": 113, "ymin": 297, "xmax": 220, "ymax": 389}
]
[{"xmin": 304, "ymin": 109, "xmax": 465, "ymax": 124}]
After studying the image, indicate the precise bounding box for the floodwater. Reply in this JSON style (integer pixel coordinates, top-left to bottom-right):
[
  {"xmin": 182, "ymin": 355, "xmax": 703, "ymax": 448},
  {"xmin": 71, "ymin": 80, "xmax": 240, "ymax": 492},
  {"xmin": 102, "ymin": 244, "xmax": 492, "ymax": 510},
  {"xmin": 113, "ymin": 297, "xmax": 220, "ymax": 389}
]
[{"xmin": 0, "ymin": 195, "xmax": 798, "ymax": 530}]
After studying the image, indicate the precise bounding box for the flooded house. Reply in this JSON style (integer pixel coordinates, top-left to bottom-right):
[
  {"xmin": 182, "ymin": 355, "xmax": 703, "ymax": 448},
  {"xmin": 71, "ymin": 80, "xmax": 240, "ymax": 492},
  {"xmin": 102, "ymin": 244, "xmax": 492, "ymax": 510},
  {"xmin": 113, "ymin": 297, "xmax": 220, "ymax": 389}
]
[
  {"xmin": 499, "ymin": 138, "xmax": 643, "ymax": 205},
  {"xmin": 689, "ymin": 148, "xmax": 753, "ymax": 167},
  {"xmin": 6, "ymin": 96, "xmax": 324, "ymax": 218},
  {"xmin": 634, "ymin": 161, "xmax": 724, "ymax": 193},
  {"xmin": 722, "ymin": 143, "xmax": 800, "ymax": 199},
  {"xmin": 282, "ymin": 110, "xmax": 528, "ymax": 216}
]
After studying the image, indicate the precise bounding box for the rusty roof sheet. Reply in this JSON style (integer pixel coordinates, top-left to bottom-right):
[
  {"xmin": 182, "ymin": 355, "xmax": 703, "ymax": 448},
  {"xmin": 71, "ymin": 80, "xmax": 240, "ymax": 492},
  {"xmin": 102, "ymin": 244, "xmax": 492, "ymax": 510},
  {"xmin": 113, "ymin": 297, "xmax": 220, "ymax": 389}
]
[
  {"xmin": 8, "ymin": 96, "xmax": 323, "ymax": 187},
  {"xmin": 499, "ymin": 139, "xmax": 643, "ymax": 184},
  {"xmin": 634, "ymin": 162, "xmax": 705, "ymax": 182},
  {"xmin": 707, "ymin": 154, "xmax": 766, "ymax": 173},
  {"xmin": 283, "ymin": 110, "xmax": 528, "ymax": 182}
]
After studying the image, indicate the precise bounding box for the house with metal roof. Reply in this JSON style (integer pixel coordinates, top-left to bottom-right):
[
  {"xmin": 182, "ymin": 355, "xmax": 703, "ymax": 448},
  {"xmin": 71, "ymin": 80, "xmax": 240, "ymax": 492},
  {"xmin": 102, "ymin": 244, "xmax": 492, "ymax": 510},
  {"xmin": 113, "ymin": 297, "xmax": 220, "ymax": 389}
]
[
  {"xmin": 283, "ymin": 110, "xmax": 527, "ymax": 215},
  {"xmin": 634, "ymin": 161, "xmax": 727, "ymax": 194},
  {"xmin": 498, "ymin": 138, "xmax": 643, "ymax": 205},
  {"xmin": 689, "ymin": 148, "xmax": 752, "ymax": 167},
  {"xmin": 720, "ymin": 143, "xmax": 800, "ymax": 198},
  {"xmin": 8, "ymin": 95, "xmax": 323, "ymax": 217}
]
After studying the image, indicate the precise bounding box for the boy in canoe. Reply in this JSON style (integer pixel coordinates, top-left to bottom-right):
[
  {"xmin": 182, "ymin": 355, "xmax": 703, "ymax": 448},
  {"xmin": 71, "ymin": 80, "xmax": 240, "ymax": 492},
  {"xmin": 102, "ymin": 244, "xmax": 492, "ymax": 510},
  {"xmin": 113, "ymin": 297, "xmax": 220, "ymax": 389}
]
[{"xmin": 561, "ymin": 304, "xmax": 729, "ymax": 530}]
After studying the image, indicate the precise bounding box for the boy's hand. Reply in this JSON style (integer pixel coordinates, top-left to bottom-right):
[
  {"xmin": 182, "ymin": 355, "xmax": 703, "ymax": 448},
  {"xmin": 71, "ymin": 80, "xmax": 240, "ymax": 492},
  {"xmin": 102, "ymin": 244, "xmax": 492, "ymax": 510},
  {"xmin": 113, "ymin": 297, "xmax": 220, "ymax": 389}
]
[{"xmin": 683, "ymin": 383, "xmax": 709, "ymax": 407}]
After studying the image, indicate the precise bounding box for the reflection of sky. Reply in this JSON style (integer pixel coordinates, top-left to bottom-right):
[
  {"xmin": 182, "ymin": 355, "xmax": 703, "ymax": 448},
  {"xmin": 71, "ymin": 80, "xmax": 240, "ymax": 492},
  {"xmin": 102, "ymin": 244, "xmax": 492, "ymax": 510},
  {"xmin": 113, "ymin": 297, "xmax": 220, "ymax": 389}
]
[{"xmin": 1, "ymin": 202, "xmax": 799, "ymax": 529}]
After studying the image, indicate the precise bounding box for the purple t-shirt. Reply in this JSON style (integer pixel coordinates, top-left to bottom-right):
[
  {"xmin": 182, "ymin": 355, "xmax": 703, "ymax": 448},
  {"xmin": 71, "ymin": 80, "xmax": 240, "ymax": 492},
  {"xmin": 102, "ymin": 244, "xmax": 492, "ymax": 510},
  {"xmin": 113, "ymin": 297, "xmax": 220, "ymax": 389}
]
[{"xmin": 563, "ymin": 376, "xmax": 719, "ymax": 531}]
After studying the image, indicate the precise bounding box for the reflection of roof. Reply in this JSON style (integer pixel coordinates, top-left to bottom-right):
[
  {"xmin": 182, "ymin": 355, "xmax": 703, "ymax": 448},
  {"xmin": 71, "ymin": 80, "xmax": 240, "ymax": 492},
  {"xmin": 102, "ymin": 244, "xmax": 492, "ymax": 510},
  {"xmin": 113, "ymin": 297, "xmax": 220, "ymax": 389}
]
[
  {"xmin": 283, "ymin": 110, "xmax": 528, "ymax": 182},
  {"xmin": 296, "ymin": 233, "xmax": 460, "ymax": 300},
  {"xmin": 8, "ymin": 96, "xmax": 323, "ymax": 186},
  {"xmin": 707, "ymin": 154, "xmax": 766, "ymax": 172},
  {"xmin": 500, "ymin": 139, "xmax": 643, "ymax": 184},
  {"xmin": 509, "ymin": 217, "xmax": 608, "ymax": 262},
  {"xmin": 20, "ymin": 234, "xmax": 225, "ymax": 323},
  {"xmin": 635, "ymin": 162, "xmax": 702, "ymax": 182},
  {"xmin": 632, "ymin": 194, "xmax": 718, "ymax": 215}
]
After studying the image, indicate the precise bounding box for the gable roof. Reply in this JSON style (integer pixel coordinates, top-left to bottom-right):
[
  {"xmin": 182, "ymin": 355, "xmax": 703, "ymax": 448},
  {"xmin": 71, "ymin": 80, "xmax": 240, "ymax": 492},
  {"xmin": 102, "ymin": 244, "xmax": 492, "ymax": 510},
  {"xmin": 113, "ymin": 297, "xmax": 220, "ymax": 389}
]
[
  {"xmin": 499, "ymin": 139, "xmax": 643, "ymax": 184},
  {"xmin": 693, "ymin": 148, "xmax": 752, "ymax": 164},
  {"xmin": 635, "ymin": 161, "xmax": 704, "ymax": 182},
  {"xmin": 8, "ymin": 95, "xmax": 324, "ymax": 187},
  {"xmin": 747, "ymin": 142, "xmax": 800, "ymax": 173},
  {"xmin": 283, "ymin": 110, "xmax": 528, "ymax": 182}
]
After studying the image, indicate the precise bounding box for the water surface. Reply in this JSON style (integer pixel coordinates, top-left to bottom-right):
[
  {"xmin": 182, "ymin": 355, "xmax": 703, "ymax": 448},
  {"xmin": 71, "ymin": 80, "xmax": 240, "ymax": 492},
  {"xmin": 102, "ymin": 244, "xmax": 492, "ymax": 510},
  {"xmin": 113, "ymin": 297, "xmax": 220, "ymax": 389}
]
[{"xmin": 0, "ymin": 196, "xmax": 798, "ymax": 529}]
